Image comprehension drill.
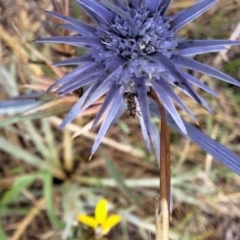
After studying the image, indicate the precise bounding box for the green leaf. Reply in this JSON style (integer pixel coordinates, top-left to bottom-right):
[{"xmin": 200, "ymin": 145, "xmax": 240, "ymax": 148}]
[
  {"xmin": 101, "ymin": 150, "xmax": 138, "ymax": 202},
  {"xmin": 23, "ymin": 121, "xmax": 50, "ymax": 160},
  {"xmin": 42, "ymin": 171, "xmax": 63, "ymax": 228},
  {"xmin": 0, "ymin": 219, "xmax": 8, "ymax": 240},
  {"xmin": 0, "ymin": 137, "xmax": 65, "ymax": 179},
  {"xmin": 0, "ymin": 173, "xmax": 39, "ymax": 205}
]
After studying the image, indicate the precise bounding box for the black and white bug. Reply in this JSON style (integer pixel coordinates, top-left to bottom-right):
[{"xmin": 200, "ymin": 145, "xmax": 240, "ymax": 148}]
[{"xmin": 123, "ymin": 91, "xmax": 139, "ymax": 121}]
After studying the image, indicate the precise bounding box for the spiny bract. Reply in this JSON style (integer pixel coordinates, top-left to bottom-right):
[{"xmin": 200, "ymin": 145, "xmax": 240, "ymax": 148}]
[{"xmin": 36, "ymin": 0, "xmax": 240, "ymax": 159}]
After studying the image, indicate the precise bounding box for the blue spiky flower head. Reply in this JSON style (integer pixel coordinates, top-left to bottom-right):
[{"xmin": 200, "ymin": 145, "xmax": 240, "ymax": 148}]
[{"xmin": 36, "ymin": 0, "xmax": 240, "ymax": 158}]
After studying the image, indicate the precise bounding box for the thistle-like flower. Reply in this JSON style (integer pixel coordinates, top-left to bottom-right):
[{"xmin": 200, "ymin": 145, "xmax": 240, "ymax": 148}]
[{"xmin": 36, "ymin": 0, "xmax": 240, "ymax": 160}]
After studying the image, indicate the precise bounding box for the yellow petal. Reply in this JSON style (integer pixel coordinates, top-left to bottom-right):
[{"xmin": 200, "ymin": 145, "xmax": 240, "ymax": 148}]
[
  {"xmin": 95, "ymin": 199, "xmax": 108, "ymax": 224},
  {"xmin": 102, "ymin": 214, "xmax": 122, "ymax": 235},
  {"xmin": 77, "ymin": 215, "xmax": 98, "ymax": 229}
]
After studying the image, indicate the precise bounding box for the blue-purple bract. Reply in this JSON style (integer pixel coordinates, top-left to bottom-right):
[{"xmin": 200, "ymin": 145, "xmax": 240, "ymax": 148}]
[{"xmin": 36, "ymin": 0, "xmax": 240, "ymax": 174}]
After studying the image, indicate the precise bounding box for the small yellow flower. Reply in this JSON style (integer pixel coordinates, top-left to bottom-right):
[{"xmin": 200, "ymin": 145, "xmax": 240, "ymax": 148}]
[{"xmin": 78, "ymin": 199, "xmax": 121, "ymax": 237}]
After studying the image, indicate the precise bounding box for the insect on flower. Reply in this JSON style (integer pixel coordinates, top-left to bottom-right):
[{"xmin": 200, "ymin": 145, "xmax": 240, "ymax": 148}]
[
  {"xmin": 123, "ymin": 91, "xmax": 139, "ymax": 121},
  {"xmin": 35, "ymin": 0, "xmax": 240, "ymax": 162}
]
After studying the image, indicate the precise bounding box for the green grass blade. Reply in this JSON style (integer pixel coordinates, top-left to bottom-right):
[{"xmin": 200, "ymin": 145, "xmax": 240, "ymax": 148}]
[
  {"xmin": 0, "ymin": 219, "xmax": 8, "ymax": 240},
  {"xmin": 42, "ymin": 171, "xmax": 63, "ymax": 228},
  {"xmin": 0, "ymin": 173, "xmax": 39, "ymax": 205},
  {"xmin": 101, "ymin": 150, "xmax": 138, "ymax": 202},
  {"xmin": 41, "ymin": 119, "xmax": 61, "ymax": 168},
  {"xmin": 0, "ymin": 137, "xmax": 65, "ymax": 179},
  {"xmin": 23, "ymin": 121, "xmax": 50, "ymax": 160}
]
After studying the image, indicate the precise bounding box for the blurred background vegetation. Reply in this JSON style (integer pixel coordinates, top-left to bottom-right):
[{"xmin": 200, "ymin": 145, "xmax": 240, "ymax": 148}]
[{"xmin": 1, "ymin": 0, "xmax": 240, "ymax": 239}]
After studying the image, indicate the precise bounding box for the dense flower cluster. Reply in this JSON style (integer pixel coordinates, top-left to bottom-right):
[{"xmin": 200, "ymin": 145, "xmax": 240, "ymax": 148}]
[{"xmin": 36, "ymin": 0, "xmax": 240, "ymax": 169}]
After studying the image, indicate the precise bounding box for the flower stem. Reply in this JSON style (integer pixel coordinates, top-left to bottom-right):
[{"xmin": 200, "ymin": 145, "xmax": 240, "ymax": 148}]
[{"xmin": 149, "ymin": 88, "xmax": 171, "ymax": 240}]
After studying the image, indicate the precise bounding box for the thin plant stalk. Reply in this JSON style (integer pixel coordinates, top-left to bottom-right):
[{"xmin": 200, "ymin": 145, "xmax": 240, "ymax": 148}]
[{"xmin": 149, "ymin": 88, "xmax": 171, "ymax": 240}]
